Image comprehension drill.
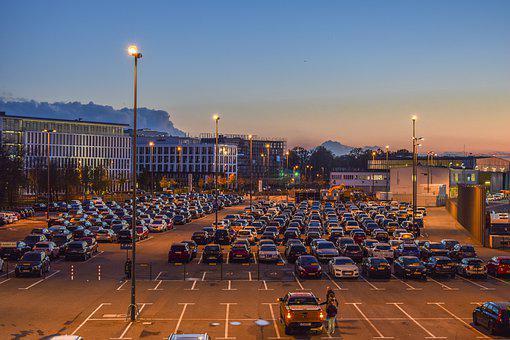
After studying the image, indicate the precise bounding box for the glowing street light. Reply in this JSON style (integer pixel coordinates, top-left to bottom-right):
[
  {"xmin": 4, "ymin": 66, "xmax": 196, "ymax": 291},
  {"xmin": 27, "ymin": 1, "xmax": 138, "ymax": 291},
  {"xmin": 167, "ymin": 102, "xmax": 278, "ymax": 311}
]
[{"xmin": 213, "ymin": 114, "xmax": 220, "ymax": 228}]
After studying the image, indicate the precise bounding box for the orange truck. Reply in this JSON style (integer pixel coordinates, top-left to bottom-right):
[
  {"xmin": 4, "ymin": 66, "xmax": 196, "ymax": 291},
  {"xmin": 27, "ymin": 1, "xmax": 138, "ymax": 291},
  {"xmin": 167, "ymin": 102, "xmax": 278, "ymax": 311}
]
[{"xmin": 278, "ymin": 291, "xmax": 325, "ymax": 335}]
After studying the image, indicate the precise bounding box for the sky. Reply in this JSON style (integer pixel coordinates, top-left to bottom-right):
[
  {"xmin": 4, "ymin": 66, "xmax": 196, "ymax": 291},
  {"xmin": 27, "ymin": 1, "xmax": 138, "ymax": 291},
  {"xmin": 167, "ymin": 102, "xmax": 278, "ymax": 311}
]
[{"xmin": 1, "ymin": 0, "xmax": 509, "ymax": 153}]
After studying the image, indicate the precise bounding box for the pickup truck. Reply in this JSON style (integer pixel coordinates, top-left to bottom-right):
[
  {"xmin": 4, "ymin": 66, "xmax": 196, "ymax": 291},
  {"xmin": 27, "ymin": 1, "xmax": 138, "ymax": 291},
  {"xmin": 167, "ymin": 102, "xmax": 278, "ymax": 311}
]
[{"xmin": 279, "ymin": 291, "xmax": 325, "ymax": 335}]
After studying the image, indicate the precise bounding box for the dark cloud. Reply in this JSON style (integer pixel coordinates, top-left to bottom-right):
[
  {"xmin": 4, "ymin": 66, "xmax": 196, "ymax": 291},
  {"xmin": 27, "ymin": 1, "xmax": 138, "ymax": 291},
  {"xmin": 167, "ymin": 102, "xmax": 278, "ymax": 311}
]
[{"xmin": 0, "ymin": 98, "xmax": 186, "ymax": 136}]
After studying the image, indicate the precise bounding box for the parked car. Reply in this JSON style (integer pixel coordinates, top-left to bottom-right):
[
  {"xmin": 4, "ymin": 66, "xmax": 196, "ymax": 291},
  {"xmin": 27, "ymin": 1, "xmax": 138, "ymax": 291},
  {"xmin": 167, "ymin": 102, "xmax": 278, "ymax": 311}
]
[
  {"xmin": 361, "ymin": 257, "xmax": 391, "ymax": 279},
  {"xmin": 424, "ymin": 256, "xmax": 456, "ymax": 278},
  {"xmin": 328, "ymin": 256, "xmax": 359, "ymax": 278},
  {"xmin": 228, "ymin": 244, "xmax": 251, "ymax": 263},
  {"xmin": 96, "ymin": 229, "xmax": 117, "ymax": 243},
  {"xmin": 457, "ymin": 257, "xmax": 487, "ymax": 278},
  {"xmin": 168, "ymin": 243, "xmax": 193, "ymax": 263},
  {"xmin": 294, "ymin": 255, "xmax": 322, "ymax": 279},
  {"xmin": 15, "ymin": 251, "xmax": 51, "ymax": 277},
  {"xmin": 473, "ymin": 302, "xmax": 510, "ymax": 335},
  {"xmin": 65, "ymin": 241, "xmax": 92, "ymax": 261},
  {"xmin": 33, "ymin": 241, "xmax": 60, "ymax": 259},
  {"xmin": 0, "ymin": 241, "xmax": 31, "ymax": 260},
  {"xmin": 202, "ymin": 244, "xmax": 223, "ymax": 263},
  {"xmin": 278, "ymin": 291, "xmax": 325, "ymax": 335},
  {"xmin": 486, "ymin": 256, "xmax": 510, "ymax": 277},
  {"xmin": 393, "ymin": 256, "xmax": 427, "ymax": 280},
  {"xmin": 258, "ymin": 244, "xmax": 280, "ymax": 262},
  {"xmin": 285, "ymin": 243, "xmax": 308, "ymax": 263},
  {"xmin": 448, "ymin": 244, "xmax": 477, "ymax": 261}
]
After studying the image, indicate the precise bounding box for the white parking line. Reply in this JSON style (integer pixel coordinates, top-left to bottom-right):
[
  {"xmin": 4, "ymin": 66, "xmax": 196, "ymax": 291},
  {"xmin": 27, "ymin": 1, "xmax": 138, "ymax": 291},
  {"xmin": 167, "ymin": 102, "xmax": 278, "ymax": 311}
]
[
  {"xmin": 388, "ymin": 303, "xmax": 446, "ymax": 339},
  {"xmin": 253, "ymin": 256, "xmax": 258, "ymax": 264},
  {"xmin": 188, "ymin": 279, "xmax": 199, "ymax": 291},
  {"xmin": 324, "ymin": 273, "xmax": 348, "ymax": 291},
  {"xmin": 489, "ymin": 275, "xmax": 510, "ymax": 285},
  {"xmin": 201, "ymin": 271, "xmax": 207, "ymax": 281},
  {"xmin": 0, "ymin": 269, "xmax": 15, "ymax": 278},
  {"xmin": 248, "ymin": 271, "xmax": 252, "ymax": 281},
  {"xmin": 18, "ymin": 270, "xmax": 61, "ymax": 290},
  {"xmin": 72, "ymin": 302, "xmax": 111, "ymax": 335},
  {"xmin": 219, "ymin": 303, "xmax": 237, "ymax": 339},
  {"xmin": 222, "ymin": 280, "xmax": 237, "ymax": 291},
  {"xmin": 427, "ymin": 277, "xmax": 458, "ymax": 291},
  {"xmin": 427, "ymin": 303, "xmax": 490, "ymax": 339},
  {"xmin": 292, "ymin": 273, "xmax": 305, "ymax": 290},
  {"xmin": 116, "ymin": 280, "xmax": 128, "ymax": 291},
  {"xmin": 391, "ymin": 274, "xmax": 421, "ymax": 291},
  {"xmin": 259, "ymin": 280, "xmax": 273, "ymax": 291},
  {"xmin": 457, "ymin": 275, "xmax": 495, "ymax": 291},
  {"xmin": 346, "ymin": 303, "xmax": 393, "ymax": 339},
  {"xmin": 137, "ymin": 236, "xmax": 154, "ymax": 244},
  {"xmin": 197, "ymin": 253, "xmax": 203, "ymax": 264},
  {"xmin": 173, "ymin": 303, "xmax": 194, "ymax": 335},
  {"xmin": 360, "ymin": 275, "xmax": 385, "ymax": 291},
  {"xmin": 149, "ymin": 280, "xmax": 163, "ymax": 291},
  {"xmin": 263, "ymin": 303, "xmax": 281, "ymax": 339},
  {"xmin": 154, "ymin": 271, "xmax": 165, "ymax": 280}
]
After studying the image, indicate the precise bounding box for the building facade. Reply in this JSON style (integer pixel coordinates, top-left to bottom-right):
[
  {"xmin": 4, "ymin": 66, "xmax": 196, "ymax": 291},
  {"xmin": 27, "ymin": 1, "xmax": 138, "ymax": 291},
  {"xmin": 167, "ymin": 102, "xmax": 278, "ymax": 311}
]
[
  {"xmin": 136, "ymin": 135, "xmax": 237, "ymax": 185},
  {"xmin": 0, "ymin": 112, "xmax": 131, "ymax": 191},
  {"xmin": 199, "ymin": 133, "xmax": 287, "ymax": 180},
  {"xmin": 330, "ymin": 170, "xmax": 389, "ymax": 193}
]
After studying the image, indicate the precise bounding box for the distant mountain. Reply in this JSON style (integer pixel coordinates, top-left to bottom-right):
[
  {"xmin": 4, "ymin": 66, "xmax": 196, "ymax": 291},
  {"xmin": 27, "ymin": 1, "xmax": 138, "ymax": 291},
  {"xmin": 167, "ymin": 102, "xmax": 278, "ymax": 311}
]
[
  {"xmin": 320, "ymin": 140, "xmax": 353, "ymax": 156},
  {"xmin": 0, "ymin": 98, "xmax": 186, "ymax": 137},
  {"xmin": 320, "ymin": 140, "xmax": 383, "ymax": 156}
]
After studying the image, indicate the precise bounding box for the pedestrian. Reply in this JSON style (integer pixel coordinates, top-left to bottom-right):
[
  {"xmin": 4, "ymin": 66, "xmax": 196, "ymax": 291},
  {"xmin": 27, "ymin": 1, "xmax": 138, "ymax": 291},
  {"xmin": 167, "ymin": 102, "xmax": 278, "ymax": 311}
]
[
  {"xmin": 125, "ymin": 259, "xmax": 132, "ymax": 279},
  {"xmin": 325, "ymin": 286, "xmax": 339, "ymax": 307},
  {"xmin": 325, "ymin": 300, "xmax": 338, "ymax": 335}
]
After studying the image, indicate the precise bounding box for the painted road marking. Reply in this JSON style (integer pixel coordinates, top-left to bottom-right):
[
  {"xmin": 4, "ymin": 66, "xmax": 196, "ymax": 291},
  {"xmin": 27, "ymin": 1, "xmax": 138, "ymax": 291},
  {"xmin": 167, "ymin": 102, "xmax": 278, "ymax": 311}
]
[
  {"xmin": 218, "ymin": 303, "xmax": 237, "ymax": 339},
  {"xmin": 360, "ymin": 275, "xmax": 385, "ymax": 291},
  {"xmin": 325, "ymin": 273, "xmax": 348, "ymax": 291},
  {"xmin": 427, "ymin": 277, "xmax": 458, "ymax": 291},
  {"xmin": 248, "ymin": 271, "xmax": 252, "ymax": 281},
  {"xmin": 457, "ymin": 275, "xmax": 494, "ymax": 291},
  {"xmin": 83, "ymin": 251, "xmax": 104, "ymax": 263},
  {"xmin": 116, "ymin": 280, "xmax": 128, "ymax": 291},
  {"xmin": 388, "ymin": 303, "xmax": 446, "ymax": 339},
  {"xmin": 0, "ymin": 278, "xmax": 11, "ymax": 285},
  {"xmin": 173, "ymin": 303, "xmax": 194, "ymax": 335},
  {"xmin": 427, "ymin": 303, "xmax": 490, "ymax": 339},
  {"xmin": 222, "ymin": 280, "xmax": 237, "ymax": 291},
  {"xmin": 18, "ymin": 270, "xmax": 61, "ymax": 290},
  {"xmin": 346, "ymin": 303, "xmax": 393, "ymax": 339},
  {"xmin": 391, "ymin": 274, "xmax": 421, "ymax": 291},
  {"xmin": 489, "ymin": 275, "xmax": 510, "ymax": 285},
  {"xmin": 72, "ymin": 302, "xmax": 111, "ymax": 335},
  {"xmin": 263, "ymin": 303, "xmax": 281, "ymax": 339},
  {"xmin": 188, "ymin": 279, "xmax": 199, "ymax": 291},
  {"xmin": 292, "ymin": 273, "xmax": 306, "ymax": 290},
  {"xmin": 0, "ymin": 270, "xmax": 15, "ymax": 278},
  {"xmin": 149, "ymin": 280, "xmax": 163, "ymax": 291},
  {"xmin": 259, "ymin": 280, "xmax": 273, "ymax": 291}
]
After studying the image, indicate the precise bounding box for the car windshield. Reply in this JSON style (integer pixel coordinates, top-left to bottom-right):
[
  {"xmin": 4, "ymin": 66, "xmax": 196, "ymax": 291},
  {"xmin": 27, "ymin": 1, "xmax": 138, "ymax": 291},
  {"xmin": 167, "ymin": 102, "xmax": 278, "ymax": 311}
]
[
  {"xmin": 467, "ymin": 259, "xmax": 483, "ymax": 265},
  {"xmin": 436, "ymin": 259, "xmax": 453, "ymax": 265},
  {"xmin": 69, "ymin": 243, "xmax": 84, "ymax": 249},
  {"xmin": 500, "ymin": 259, "xmax": 510, "ymax": 265},
  {"xmin": 404, "ymin": 245, "xmax": 418, "ymax": 250},
  {"xmin": 287, "ymin": 296, "xmax": 318, "ymax": 305},
  {"xmin": 300, "ymin": 257, "xmax": 318, "ymax": 265},
  {"xmin": 24, "ymin": 235, "xmax": 41, "ymax": 242},
  {"xmin": 53, "ymin": 236, "xmax": 68, "ymax": 244},
  {"xmin": 376, "ymin": 245, "xmax": 391, "ymax": 250},
  {"xmin": 430, "ymin": 243, "xmax": 445, "ymax": 249},
  {"xmin": 204, "ymin": 246, "xmax": 220, "ymax": 251},
  {"xmin": 462, "ymin": 246, "xmax": 475, "ymax": 252},
  {"xmin": 402, "ymin": 257, "xmax": 421, "ymax": 266},
  {"xmin": 291, "ymin": 245, "xmax": 307, "ymax": 252},
  {"xmin": 334, "ymin": 258, "xmax": 354, "ymax": 265},
  {"xmin": 371, "ymin": 258, "xmax": 388, "ymax": 265},
  {"xmin": 21, "ymin": 253, "xmax": 41, "ymax": 261},
  {"xmin": 35, "ymin": 243, "xmax": 49, "ymax": 248},
  {"xmin": 261, "ymin": 245, "xmax": 277, "ymax": 252},
  {"xmin": 317, "ymin": 243, "xmax": 335, "ymax": 249},
  {"xmin": 171, "ymin": 245, "xmax": 186, "ymax": 251},
  {"xmin": 345, "ymin": 245, "xmax": 360, "ymax": 251}
]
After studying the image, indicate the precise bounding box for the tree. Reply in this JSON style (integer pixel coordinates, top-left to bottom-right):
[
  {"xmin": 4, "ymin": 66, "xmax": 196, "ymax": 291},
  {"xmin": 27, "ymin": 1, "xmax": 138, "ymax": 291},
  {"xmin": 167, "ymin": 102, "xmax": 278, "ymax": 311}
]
[
  {"xmin": 90, "ymin": 165, "xmax": 110, "ymax": 194},
  {"xmin": 0, "ymin": 149, "xmax": 26, "ymax": 206},
  {"xmin": 198, "ymin": 178, "xmax": 205, "ymax": 190},
  {"xmin": 308, "ymin": 146, "xmax": 335, "ymax": 179},
  {"xmin": 159, "ymin": 176, "xmax": 177, "ymax": 190}
]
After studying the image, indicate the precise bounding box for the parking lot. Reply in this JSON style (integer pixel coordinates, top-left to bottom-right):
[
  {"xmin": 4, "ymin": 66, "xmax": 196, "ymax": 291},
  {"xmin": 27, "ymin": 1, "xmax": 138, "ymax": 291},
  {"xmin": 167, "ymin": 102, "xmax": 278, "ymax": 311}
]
[{"xmin": 0, "ymin": 202, "xmax": 509, "ymax": 339}]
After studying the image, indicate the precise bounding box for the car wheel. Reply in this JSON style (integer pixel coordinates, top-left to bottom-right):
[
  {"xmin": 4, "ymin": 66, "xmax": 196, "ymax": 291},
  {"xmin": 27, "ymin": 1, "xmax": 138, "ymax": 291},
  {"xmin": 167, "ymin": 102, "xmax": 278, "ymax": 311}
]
[
  {"xmin": 473, "ymin": 313, "xmax": 478, "ymax": 326},
  {"xmin": 488, "ymin": 321, "xmax": 496, "ymax": 335},
  {"xmin": 284, "ymin": 324, "xmax": 293, "ymax": 335}
]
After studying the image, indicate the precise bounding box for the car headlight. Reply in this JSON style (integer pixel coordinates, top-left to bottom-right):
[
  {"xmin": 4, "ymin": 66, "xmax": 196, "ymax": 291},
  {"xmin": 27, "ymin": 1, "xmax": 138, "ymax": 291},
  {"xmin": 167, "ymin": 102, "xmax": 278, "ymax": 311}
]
[{"xmin": 319, "ymin": 311, "xmax": 325, "ymax": 319}]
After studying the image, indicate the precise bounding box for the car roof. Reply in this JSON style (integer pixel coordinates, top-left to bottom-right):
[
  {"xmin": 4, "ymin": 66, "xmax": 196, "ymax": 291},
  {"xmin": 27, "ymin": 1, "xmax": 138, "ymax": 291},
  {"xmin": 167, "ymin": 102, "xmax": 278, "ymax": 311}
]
[{"xmin": 288, "ymin": 291, "xmax": 315, "ymax": 297}]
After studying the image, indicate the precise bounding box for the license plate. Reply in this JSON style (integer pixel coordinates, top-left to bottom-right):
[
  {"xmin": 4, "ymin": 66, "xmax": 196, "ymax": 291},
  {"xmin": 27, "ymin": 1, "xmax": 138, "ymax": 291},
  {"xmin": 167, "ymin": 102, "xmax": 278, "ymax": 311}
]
[
  {"xmin": 299, "ymin": 323, "xmax": 311, "ymax": 326},
  {"xmin": 236, "ymin": 255, "xmax": 243, "ymax": 257},
  {"xmin": 443, "ymin": 266, "xmax": 450, "ymax": 269}
]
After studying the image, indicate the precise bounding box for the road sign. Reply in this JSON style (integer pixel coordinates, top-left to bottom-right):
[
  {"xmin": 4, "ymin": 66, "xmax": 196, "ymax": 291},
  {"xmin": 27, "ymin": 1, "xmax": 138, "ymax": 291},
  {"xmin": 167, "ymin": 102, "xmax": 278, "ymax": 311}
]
[{"xmin": 120, "ymin": 243, "xmax": 133, "ymax": 250}]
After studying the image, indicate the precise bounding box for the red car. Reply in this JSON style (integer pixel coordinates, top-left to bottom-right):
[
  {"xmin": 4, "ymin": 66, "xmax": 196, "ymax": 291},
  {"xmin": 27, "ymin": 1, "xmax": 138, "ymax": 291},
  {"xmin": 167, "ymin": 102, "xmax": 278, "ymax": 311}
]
[
  {"xmin": 295, "ymin": 255, "xmax": 322, "ymax": 278},
  {"xmin": 486, "ymin": 256, "xmax": 510, "ymax": 277},
  {"xmin": 228, "ymin": 244, "xmax": 251, "ymax": 262},
  {"xmin": 168, "ymin": 242, "xmax": 193, "ymax": 263},
  {"xmin": 136, "ymin": 226, "xmax": 149, "ymax": 240},
  {"xmin": 352, "ymin": 231, "xmax": 367, "ymax": 244}
]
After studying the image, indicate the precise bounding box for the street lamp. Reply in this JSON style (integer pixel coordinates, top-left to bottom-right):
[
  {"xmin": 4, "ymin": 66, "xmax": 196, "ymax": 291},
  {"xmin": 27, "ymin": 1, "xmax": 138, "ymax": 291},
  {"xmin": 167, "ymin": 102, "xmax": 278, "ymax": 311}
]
[
  {"xmin": 148, "ymin": 141, "xmax": 155, "ymax": 195},
  {"xmin": 385, "ymin": 145, "xmax": 390, "ymax": 194},
  {"xmin": 371, "ymin": 151, "xmax": 377, "ymax": 194},
  {"xmin": 213, "ymin": 114, "xmax": 220, "ymax": 228},
  {"xmin": 412, "ymin": 115, "xmax": 424, "ymax": 224},
  {"xmin": 177, "ymin": 145, "xmax": 182, "ymax": 175},
  {"xmin": 248, "ymin": 135, "xmax": 253, "ymax": 208},
  {"xmin": 127, "ymin": 44, "xmax": 142, "ymax": 322},
  {"xmin": 42, "ymin": 129, "xmax": 56, "ymax": 223}
]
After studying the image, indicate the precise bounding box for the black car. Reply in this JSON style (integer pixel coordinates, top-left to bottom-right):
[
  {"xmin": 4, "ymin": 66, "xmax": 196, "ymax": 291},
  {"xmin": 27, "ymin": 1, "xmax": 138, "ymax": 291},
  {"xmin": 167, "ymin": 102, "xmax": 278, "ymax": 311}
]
[
  {"xmin": 191, "ymin": 231, "xmax": 209, "ymax": 245},
  {"xmin": 341, "ymin": 244, "xmax": 363, "ymax": 263},
  {"xmin": 448, "ymin": 244, "xmax": 477, "ymax": 261},
  {"xmin": 51, "ymin": 233, "xmax": 73, "ymax": 253},
  {"xmin": 214, "ymin": 229, "xmax": 231, "ymax": 245},
  {"xmin": 117, "ymin": 229, "xmax": 133, "ymax": 244},
  {"xmin": 473, "ymin": 302, "xmax": 510, "ymax": 335},
  {"xmin": 420, "ymin": 242, "xmax": 449, "ymax": 260},
  {"xmin": 24, "ymin": 234, "xmax": 48, "ymax": 249},
  {"xmin": 362, "ymin": 257, "xmax": 391, "ymax": 279},
  {"xmin": 181, "ymin": 240, "xmax": 198, "ymax": 259},
  {"xmin": 15, "ymin": 251, "xmax": 51, "ymax": 277},
  {"xmin": 202, "ymin": 244, "xmax": 223, "ymax": 263},
  {"xmin": 64, "ymin": 241, "xmax": 92, "ymax": 261},
  {"xmin": 285, "ymin": 243, "xmax": 308, "ymax": 263},
  {"xmin": 0, "ymin": 241, "xmax": 31, "ymax": 261},
  {"xmin": 424, "ymin": 256, "xmax": 456, "ymax": 278},
  {"xmin": 393, "ymin": 256, "xmax": 427, "ymax": 279},
  {"xmin": 173, "ymin": 215, "xmax": 187, "ymax": 225}
]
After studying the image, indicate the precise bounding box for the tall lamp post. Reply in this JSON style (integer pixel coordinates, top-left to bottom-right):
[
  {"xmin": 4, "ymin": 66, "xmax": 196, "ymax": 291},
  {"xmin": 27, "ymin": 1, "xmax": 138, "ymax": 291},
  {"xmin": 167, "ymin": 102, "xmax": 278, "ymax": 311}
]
[
  {"xmin": 385, "ymin": 145, "xmax": 390, "ymax": 194},
  {"xmin": 43, "ymin": 129, "xmax": 56, "ymax": 224},
  {"xmin": 248, "ymin": 135, "xmax": 253, "ymax": 208},
  {"xmin": 265, "ymin": 143, "xmax": 270, "ymax": 199},
  {"xmin": 127, "ymin": 44, "xmax": 142, "ymax": 322},
  {"xmin": 177, "ymin": 145, "xmax": 182, "ymax": 185},
  {"xmin": 371, "ymin": 151, "xmax": 376, "ymax": 195},
  {"xmin": 213, "ymin": 114, "xmax": 220, "ymax": 228},
  {"xmin": 148, "ymin": 141, "xmax": 155, "ymax": 195},
  {"xmin": 411, "ymin": 115, "xmax": 424, "ymax": 224}
]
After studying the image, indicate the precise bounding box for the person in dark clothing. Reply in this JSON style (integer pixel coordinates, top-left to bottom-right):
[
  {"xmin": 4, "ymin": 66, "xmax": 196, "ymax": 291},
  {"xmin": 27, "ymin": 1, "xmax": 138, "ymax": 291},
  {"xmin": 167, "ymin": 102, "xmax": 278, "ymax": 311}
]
[
  {"xmin": 325, "ymin": 300, "xmax": 338, "ymax": 335},
  {"xmin": 325, "ymin": 286, "xmax": 339, "ymax": 307}
]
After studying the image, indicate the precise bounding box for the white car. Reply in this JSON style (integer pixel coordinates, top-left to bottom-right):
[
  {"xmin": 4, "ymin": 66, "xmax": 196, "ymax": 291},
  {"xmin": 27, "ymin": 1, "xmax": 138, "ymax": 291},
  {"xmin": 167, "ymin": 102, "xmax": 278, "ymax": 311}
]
[
  {"xmin": 149, "ymin": 220, "xmax": 167, "ymax": 232},
  {"xmin": 258, "ymin": 244, "xmax": 279, "ymax": 262},
  {"xmin": 237, "ymin": 229, "xmax": 256, "ymax": 244},
  {"xmin": 328, "ymin": 256, "xmax": 359, "ymax": 278},
  {"xmin": 369, "ymin": 243, "xmax": 394, "ymax": 261}
]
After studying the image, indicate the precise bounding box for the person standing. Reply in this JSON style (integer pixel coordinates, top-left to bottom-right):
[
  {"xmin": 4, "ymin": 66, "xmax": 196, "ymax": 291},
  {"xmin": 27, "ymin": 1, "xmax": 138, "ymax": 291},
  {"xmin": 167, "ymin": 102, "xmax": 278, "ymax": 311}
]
[{"xmin": 325, "ymin": 300, "xmax": 338, "ymax": 335}]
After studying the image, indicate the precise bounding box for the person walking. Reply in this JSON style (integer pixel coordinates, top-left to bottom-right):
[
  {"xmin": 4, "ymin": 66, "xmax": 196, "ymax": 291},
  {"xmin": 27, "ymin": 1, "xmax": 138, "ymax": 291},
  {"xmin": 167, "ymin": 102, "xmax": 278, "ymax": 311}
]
[
  {"xmin": 124, "ymin": 258, "xmax": 132, "ymax": 279},
  {"xmin": 325, "ymin": 300, "xmax": 338, "ymax": 335},
  {"xmin": 325, "ymin": 286, "xmax": 339, "ymax": 307}
]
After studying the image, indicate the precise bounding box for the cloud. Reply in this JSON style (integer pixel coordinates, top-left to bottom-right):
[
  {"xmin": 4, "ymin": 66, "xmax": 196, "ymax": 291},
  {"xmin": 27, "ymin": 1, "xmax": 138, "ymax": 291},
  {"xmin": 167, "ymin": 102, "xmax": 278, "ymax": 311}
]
[{"xmin": 0, "ymin": 98, "xmax": 186, "ymax": 136}]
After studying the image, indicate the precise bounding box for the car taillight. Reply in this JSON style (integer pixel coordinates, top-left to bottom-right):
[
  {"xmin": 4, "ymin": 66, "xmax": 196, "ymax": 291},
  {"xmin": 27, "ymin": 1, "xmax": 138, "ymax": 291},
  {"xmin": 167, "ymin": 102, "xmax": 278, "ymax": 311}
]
[
  {"xmin": 370, "ymin": 266, "xmax": 375, "ymax": 270},
  {"xmin": 286, "ymin": 311, "xmax": 292, "ymax": 319},
  {"xmin": 497, "ymin": 310, "xmax": 503, "ymax": 323}
]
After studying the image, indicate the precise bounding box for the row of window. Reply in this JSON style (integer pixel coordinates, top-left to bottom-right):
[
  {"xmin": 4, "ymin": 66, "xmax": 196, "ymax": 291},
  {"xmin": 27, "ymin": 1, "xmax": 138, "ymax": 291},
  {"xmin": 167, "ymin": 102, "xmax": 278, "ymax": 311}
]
[{"xmin": 137, "ymin": 164, "xmax": 236, "ymax": 174}]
